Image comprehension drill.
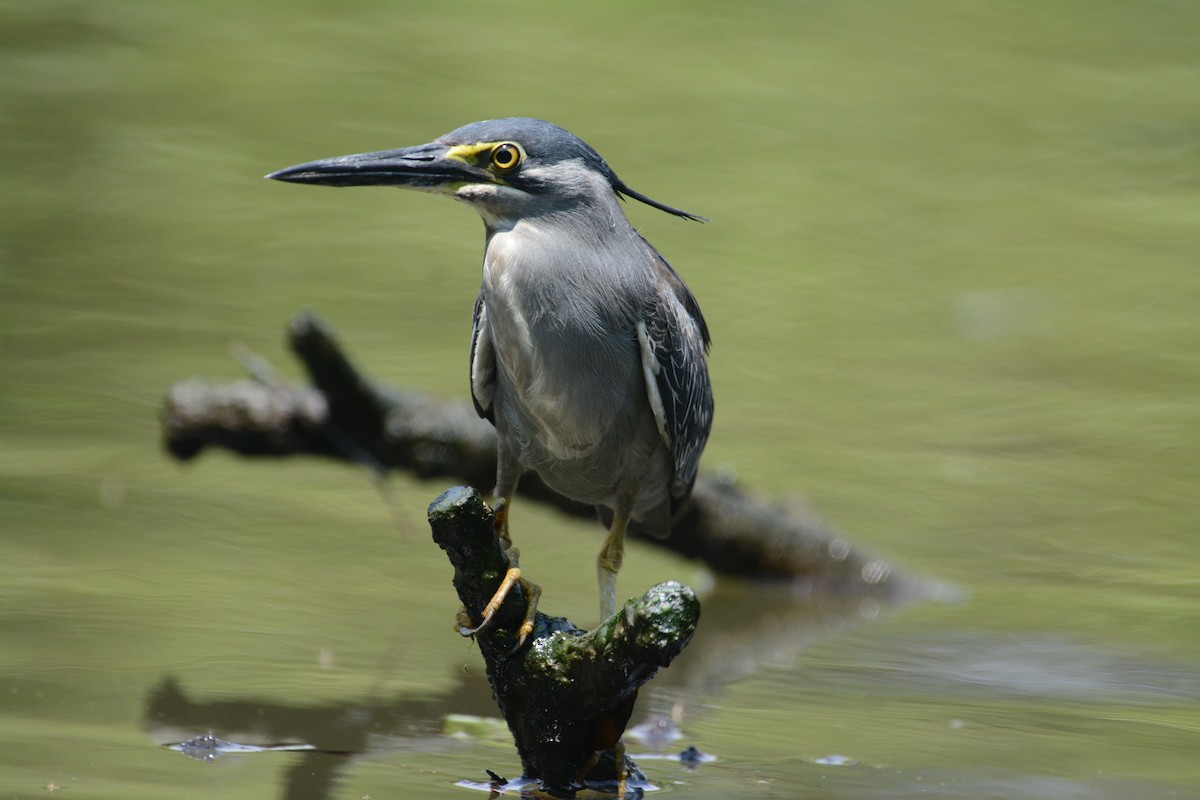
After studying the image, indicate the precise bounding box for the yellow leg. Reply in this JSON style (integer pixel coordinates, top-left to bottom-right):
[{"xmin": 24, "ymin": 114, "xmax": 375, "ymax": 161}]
[
  {"xmin": 493, "ymin": 496, "xmax": 513, "ymax": 550},
  {"xmin": 596, "ymin": 514, "xmax": 628, "ymax": 621},
  {"xmin": 458, "ymin": 496, "xmax": 541, "ymax": 650},
  {"xmin": 480, "ymin": 560, "xmax": 522, "ymax": 622},
  {"xmin": 511, "ymin": 579, "xmax": 540, "ymax": 653}
]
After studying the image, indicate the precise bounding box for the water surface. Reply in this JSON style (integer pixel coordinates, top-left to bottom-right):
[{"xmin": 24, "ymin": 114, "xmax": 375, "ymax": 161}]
[{"xmin": 3, "ymin": 1, "xmax": 1197, "ymax": 798}]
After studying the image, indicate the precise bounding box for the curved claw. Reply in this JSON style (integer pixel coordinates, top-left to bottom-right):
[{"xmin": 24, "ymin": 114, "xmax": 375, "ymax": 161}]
[
  {"xmin": 458, "ymin": 568, "xmax": 542, "ymax": 654},
  {"xmin": 509, "ymin": 579, "xmax": 541, "ymax": 655},
  {"xmin": 454, "ymin": 495, "xmax": 540, "ymax": 654}
]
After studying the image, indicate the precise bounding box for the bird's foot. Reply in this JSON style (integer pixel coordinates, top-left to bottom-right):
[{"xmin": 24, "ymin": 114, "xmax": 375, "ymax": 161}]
[
  {"xmin": 509, "ymin": 577, "xmax": 540, "ymax": 654},
  {"xmin": 492, "ymin": 497, "xmax": 511, "ymax": 550},
  {"xmin": 458, "ymin": 563, "xmax": 541, "ymax": 653}
]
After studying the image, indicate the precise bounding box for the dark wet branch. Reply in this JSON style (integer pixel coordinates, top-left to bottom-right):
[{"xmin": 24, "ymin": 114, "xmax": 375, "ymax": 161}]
[
  {"xmin": 162, "ymin": 311, "xmax": 920, "ymax": 599},
  {"xmin": 428, "ymin": 485, "xmax": 699, "ymax": 792}
]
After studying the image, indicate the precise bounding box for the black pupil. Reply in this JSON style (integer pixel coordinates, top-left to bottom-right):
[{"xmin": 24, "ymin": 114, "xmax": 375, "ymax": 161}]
[{"xmin": 495, "ymin": 146, "xmax": 515, "ymax": 167}]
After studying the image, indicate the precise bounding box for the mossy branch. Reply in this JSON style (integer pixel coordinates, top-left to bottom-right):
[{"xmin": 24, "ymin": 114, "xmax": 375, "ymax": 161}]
[{"xmin": 428, "ymin": 485, "xmax": 699, "ymax": 793}]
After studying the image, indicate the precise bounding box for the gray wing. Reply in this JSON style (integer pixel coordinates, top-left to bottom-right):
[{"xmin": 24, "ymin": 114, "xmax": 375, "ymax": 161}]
[
  {"xmin": 469, "ymin": 289, "xmax": 496, "ymax": 423},
  {"xmin": 639, "ymin": 247, "xmax": 714, "ymax": 506}
]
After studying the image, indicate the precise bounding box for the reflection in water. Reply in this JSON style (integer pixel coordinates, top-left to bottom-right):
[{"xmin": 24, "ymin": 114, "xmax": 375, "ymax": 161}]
[
  {"xmin": 145, "ymin": 672, "xmax": 495, "ymax": 800},
  {"xmin": 628, "ymin": 745, "xmax": 716, "ymax": 768},
  {"xmin": 634, "ymin": 576, "xmax": 949, "ymax": 738},
  {"xmin": 144, "ymin": 575, "xmax": 936, "ymax": 798},
  {"xmin": 168, "ymin": 732, "xmax": 317, "ymax": 762},
  {"xmin": 454, "ymin": 771, "xmax": 658, "ymax": 798},
  {"xmin": 798, "ymin": 630, "xmax": 1200, "ymax": 704}
]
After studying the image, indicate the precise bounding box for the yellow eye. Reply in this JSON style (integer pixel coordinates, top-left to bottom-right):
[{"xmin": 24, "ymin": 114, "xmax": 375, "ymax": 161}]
[{"xmin": 490, "ymin": 143, "xmax": 523, "ymax": 171}]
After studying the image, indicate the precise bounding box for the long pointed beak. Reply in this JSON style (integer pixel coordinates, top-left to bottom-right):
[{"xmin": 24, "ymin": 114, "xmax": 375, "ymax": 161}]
[{"xmin": 266, "ymin": 142, "xmax": 489, "ymax": 189}]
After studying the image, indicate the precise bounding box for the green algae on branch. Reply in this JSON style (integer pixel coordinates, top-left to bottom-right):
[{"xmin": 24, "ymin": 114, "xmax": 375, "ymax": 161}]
[{"xmin": 427, "ymin": 485, "xmax": 700, "ymax": 794}]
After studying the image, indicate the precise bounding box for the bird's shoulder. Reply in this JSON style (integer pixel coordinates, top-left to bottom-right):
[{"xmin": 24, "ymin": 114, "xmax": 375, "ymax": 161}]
[{"xmin": 643, "ymin": 236, "xmax": 710, "ymax": 350}]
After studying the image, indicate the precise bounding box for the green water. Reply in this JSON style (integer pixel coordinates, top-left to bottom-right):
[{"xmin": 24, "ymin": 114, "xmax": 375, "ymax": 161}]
[{"xmin": 2, "ymin": 1, "xmax": 1197, "ymax": 798}]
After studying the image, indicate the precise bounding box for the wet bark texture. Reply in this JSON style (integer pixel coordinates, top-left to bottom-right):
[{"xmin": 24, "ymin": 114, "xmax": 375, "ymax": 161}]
[{"xmin": 429, "ymin": 486, "xmax": 699, "ymax": 793}]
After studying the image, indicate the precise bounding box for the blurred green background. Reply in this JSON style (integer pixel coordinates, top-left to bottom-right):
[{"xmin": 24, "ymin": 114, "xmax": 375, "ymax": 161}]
[{"xmin": 2, "ymin": 1, "xmax": 1198, "ymax": 798}]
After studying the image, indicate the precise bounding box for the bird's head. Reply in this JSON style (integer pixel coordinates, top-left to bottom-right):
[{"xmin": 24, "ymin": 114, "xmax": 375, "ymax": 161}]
[{"xmin": 267, "ymin": 117, "xmax": 703, "ymax": 225}]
